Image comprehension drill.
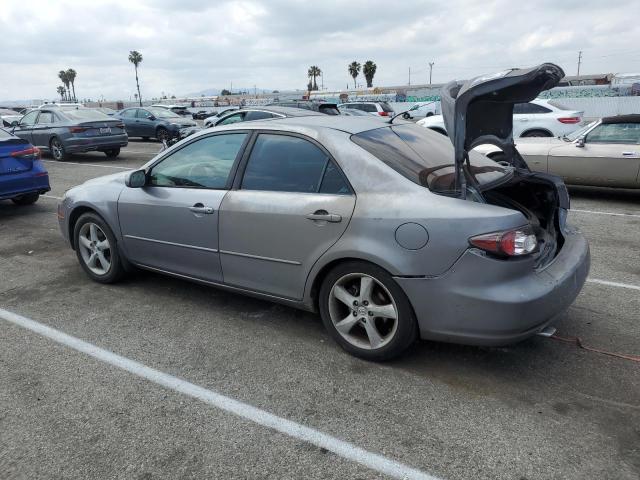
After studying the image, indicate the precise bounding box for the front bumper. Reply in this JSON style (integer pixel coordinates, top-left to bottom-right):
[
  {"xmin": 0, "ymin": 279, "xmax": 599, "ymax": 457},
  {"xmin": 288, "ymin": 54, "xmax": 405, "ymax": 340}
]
[
  {"xmin": 395, "ymin": 231, "xmax": 590, "ymax": 346},
  {"xmin": 64, "ymin": 134, "xmax": 128, "ymax": 154}
]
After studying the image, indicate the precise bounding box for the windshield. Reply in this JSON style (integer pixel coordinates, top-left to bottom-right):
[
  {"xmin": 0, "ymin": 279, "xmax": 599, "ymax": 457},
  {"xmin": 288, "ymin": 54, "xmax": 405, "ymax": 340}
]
[
  {"xmin": 351, "ymin": 124, "xmax": 508, "ymax": 194},
  {"xmin": 148, "ymin": 107, "xmax": 181, "ymax": 118},
  {"xmin": 563, "ymin": 121, "xmax": 597, "ymax": 141},
  {"xmin": 62, "ymin": 109, "xmax": 111, "ymax": 121}
]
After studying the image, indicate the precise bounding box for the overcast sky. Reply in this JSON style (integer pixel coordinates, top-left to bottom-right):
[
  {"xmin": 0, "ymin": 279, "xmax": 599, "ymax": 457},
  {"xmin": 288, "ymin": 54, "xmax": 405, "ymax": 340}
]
[{"xmin": 1, "ymin": 0, "xmax": 639, "ymax": 101}]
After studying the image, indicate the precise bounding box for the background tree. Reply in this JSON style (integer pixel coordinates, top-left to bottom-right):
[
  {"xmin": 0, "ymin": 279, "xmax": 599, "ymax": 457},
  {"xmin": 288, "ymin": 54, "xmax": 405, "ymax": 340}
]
[
  {"xmin": 363, "ymin": 60, "xmax": 377, "ymax": 88},
  {"xmin": 58, "ymin": 70, "xmax": 69, "ymax": 100},
  {"xmin": 56, "ymin": 86, "xmax": 66, "ymax": 101},
  {"xmin": 220, "ymin": 89, "xmax": 231, "ymax": 96},
  {"xmin": 66, "ymin": 69, "xmax": 77, "ymax": 101},
  {"xmin": 348, "ymin": 61, "xmax": 361, "ymax": 89},
  {"xmin": 307, "ymin": 66, "xmax": 321, "ymax": 91},
  {"xmin": 128, "ymin": 50, "xmax": 143, "ymax": 106}
]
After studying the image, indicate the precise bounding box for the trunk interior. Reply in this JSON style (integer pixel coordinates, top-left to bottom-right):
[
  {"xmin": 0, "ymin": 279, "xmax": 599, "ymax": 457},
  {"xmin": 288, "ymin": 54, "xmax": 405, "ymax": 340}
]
[{"xmin": 481, "ymin": 171, "xmax": 566, "ymax": 267}]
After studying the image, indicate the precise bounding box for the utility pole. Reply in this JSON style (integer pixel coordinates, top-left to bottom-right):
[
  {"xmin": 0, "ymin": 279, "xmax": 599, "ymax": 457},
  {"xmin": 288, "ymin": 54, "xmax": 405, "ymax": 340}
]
[
  {"xmin": 408, "ymin": 67, "xmax": 411, "ymax": 85},
  {"xmin": 577, "ymin": 51, "xmax": 582, "ymax": 77},
  {"xmin": 428, "ymin": 62, "xmax": 435, "ymax": 85}
]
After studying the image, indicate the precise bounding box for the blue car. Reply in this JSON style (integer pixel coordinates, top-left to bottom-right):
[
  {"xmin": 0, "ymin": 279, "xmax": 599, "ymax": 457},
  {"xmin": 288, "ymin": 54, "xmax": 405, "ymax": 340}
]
[{"xmin": 0, "ymin": 127, "xmax": 50, "ymax": 205}]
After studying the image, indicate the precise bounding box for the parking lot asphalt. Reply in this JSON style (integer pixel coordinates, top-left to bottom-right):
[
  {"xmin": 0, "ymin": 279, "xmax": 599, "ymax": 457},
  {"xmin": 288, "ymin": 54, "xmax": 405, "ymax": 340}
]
[{"xmin": 1, "ymin": 140, "xmax": 638, "ymax": 480}]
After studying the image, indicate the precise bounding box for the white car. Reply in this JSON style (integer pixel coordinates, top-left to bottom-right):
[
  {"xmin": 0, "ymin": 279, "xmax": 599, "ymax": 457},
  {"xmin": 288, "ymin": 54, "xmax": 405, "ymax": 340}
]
[
  {"xmin": 401, "ymin": 101, "xmax": 439, "ymax": 120},
  {"xmin": 417, "ymin": 99, "xmax": 583, "ymax": 138},
  {"xmin": 338, "ymin": 101, "xmax": 395, "ymax": 117},
  {"xmin": 203, "ymin": 107, "xmax": 241, "ymax": 127}
]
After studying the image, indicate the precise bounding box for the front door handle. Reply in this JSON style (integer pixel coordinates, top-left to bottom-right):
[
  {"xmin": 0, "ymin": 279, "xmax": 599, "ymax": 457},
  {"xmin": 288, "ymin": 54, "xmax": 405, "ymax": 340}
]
[
  {"xmin": 189, "ymin": 203, "xmax": 215, "ymax": 215},
  {"xmin": 306, "ymin": 210, "xmax": 342, "ymax": 223},
  {"xmin": 622, "ymin": 151, "xmax": 638, "ymax": 157}
]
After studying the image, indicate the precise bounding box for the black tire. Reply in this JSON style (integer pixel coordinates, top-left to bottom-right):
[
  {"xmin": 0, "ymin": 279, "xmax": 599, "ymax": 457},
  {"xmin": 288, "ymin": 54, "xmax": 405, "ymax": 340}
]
[
  {"xmin": 156, "ymin": 127, "xmax": 170, "ymax": 142},
  {"xmin": 402, "ymin": 112, "xmax": 411, "ymax": 120},
  {"xmin": 11, "ymin": 193, "xmax": 39, "ymax": 205},
  {"xmin": 50, "ymin": 137, "xmax": 67, "ymax": 161},
  {"xmin": 431, "ymin": 128, "xmax": 448, "ymax": 137},
  {"xmin": 426, "ymin": 112, "xmax": 434, "ymax": 117},
  {"xmin": 319, "ymin": 261, "xmax": 418, "ymax": 361},
  {"xmin": 73, "ymin": 212, "xmax": 126, "ymax": 284},
  {"xmin": 142, "ymin": 136, "xmax": 150, "ymax": 141},
  {"xmin": 104, "ymin": 148, "xmax": 120, "ymax": 158},
  {"xmin": 521, "ymin": 129, "xmax": 551, "ymax": 138}
]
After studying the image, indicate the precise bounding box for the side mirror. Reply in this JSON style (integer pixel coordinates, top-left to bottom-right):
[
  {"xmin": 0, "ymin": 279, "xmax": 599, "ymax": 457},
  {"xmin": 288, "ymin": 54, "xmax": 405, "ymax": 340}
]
[
  {"xmin": 576, "ymin": 137, "xmax": 585, "ymax": 148},
  {"xmin": 10, "ymin": 120, "xmax": 19, "ymax": 127},
  {"xmin": 148, "ymin": 115, "xmax": 156, "ymax": 121},
  {"xmin": 126, "ymin": 169, "xmax": 147, "ymax": 188}
]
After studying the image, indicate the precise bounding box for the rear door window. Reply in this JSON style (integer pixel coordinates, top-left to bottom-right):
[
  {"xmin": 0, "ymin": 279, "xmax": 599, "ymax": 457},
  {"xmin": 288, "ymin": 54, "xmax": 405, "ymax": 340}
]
[
  {"xmin": 514, "ymin": 103, "xmax": 552, "ymax": 114},
  {"xmin": 379, "ymin": 102, "xmax": 394, "ymax": 113},
  {"xmin": 241, "ymin": 134, "xmax": 350, "ymax": 194},
  {"xmin": 361, "ymin": 104, "xmax": 377, "ymax": 113},
  {"xmin": 218, "ymin": 112, "xmax": 246, "ymax": 125},
  {"xmin": 36, "ymin": 112, "xmax": 54, "ymax": 124}
]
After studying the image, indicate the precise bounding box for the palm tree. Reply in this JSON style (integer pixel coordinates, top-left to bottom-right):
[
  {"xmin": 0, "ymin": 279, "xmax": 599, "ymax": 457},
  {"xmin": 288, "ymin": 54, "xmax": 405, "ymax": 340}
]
[
  {"xmin": 58, "ymin": 70, "xmax": 69, "ymax": 100},
  {"xmin": 56, "ymin": 86, "xmax": 66, "ymax": 101},
  {"xmin": 307, "ymin": 66, "xmax": 321, "ymax": 91},
  {"xmin": 348, "ymin": 61, "xmax": 361, "ymax": 89},
  {"xmin": 363, "ymin": 60, "xmax": 377, "ymax": 88},
  {"xmin": 128, "ymin": 50, "xmax": 143, "ymax": 106},
  {"xmin": 66, "ymin": 68, "xmax": 77, "ymax": 101}
]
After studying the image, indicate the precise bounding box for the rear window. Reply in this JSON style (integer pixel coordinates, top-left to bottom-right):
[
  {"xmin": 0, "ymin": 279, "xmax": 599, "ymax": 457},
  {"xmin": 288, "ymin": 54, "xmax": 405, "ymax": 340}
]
[
  {"xmin": 351, "ymin": 124, "xmax": 508, "ymax": 194},
  {"xmin": 63, "ymin": 109, "xmax": 111, "ymax": 121},
  {"xmin": 379, "ymin": 102, "xmax": 393, "ymax": 113}
]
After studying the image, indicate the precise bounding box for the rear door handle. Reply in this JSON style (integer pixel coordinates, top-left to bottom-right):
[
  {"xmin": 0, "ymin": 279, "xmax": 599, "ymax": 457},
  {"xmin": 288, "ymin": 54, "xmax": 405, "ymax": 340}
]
[
  {"xmin": 622, "ymin": 151, "xmax": 638, "ymax": 157},
  {"xmin": 189, "ymin": 203, "xmax": 215, "ymax": 215},
  {"xmin": 306, "ymin": 210, "xmax": 342, "ymax": 223}
]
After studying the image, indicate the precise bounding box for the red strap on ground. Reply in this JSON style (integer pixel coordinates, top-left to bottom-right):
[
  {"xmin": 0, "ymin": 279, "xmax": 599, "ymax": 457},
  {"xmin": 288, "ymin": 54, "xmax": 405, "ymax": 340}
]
[{"xmin": 550, "ymin": 334, "xmax": 640, "ymax": 362}]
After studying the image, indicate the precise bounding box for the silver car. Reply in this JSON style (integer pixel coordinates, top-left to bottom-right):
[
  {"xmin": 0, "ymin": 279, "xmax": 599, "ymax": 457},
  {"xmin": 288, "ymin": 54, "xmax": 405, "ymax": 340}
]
[{"xmin": 57, "ymin": 64, "xmax": 589, "ymax": 360}]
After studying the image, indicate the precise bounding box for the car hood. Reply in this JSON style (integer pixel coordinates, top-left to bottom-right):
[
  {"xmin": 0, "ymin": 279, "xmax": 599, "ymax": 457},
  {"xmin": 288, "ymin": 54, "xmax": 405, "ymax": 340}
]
[
  {"xmin": 441, "ymin": 63, "xmax": 564, "ymax": 194},
  {"xmin": 81, "ymin": 171, "xmax": 130, "ymax": 187}
]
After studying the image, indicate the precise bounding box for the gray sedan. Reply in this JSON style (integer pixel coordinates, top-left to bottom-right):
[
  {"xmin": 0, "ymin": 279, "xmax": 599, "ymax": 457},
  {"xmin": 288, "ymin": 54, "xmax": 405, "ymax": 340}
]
[
  {"xmin": 117, "ymin": 106, "xmax": 198, "ymax": 142},
  {"xmin": 12, "ymin": 107, "xmax": 127, "ymax": 160},
  {"xmin": 58, "ymin": 118, "xmax": 588, "ymax": 360}
]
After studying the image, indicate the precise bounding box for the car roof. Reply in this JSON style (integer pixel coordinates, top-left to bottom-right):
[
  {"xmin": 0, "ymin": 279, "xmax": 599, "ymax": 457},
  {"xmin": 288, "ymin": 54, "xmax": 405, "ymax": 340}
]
[
  {"xmin": 601, "ymin": 114, "xmax": 640, "ymax": 124},
  {"xmin": 340, "ymin": 101, "xmax": 388, "ymax": 105},
  {"xmin": 243, "ymin": 113, "xmax": 399, "ymax": 134}
]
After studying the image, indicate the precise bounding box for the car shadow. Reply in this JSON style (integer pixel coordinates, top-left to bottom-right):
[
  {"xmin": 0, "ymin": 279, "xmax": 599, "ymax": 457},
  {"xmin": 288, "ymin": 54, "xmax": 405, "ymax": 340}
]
[{"xmin": 568, "ymin": 185, "xmax": 640, "ymax": 203}]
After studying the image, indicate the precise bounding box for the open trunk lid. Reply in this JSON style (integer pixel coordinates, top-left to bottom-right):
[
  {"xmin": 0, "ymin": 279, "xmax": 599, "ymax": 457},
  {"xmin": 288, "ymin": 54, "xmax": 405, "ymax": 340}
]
[{"xmin": 441, "ymin": 63, "xmax": 565, "ymax": 195}]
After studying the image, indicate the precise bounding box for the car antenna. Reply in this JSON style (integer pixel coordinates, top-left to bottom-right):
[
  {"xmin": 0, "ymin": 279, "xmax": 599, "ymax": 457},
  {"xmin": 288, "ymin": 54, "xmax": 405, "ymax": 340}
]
[{"xmin": 387, "ymin": 100, "xmax": 437, "ymax": 124}]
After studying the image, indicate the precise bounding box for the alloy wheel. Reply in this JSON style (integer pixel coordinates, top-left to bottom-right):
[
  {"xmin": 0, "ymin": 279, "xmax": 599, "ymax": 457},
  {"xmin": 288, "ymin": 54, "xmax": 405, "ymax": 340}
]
[
  {"xmin": 77, "ymin": 222, "xmax": 112, "ymax": 275},
  {"xmin": 51, "ymin": 139, "xmax": 64, "ymax": 160},
  {"xmin": 328, "ymin": 273, "xmax": 398, "ymax": 350}
]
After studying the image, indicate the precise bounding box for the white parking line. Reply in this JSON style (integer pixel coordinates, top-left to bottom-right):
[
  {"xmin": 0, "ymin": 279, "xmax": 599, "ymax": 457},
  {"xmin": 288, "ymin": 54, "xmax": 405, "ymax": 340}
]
[
  {"xmin": 41, "ymin": 194, "xmax": 62, "ymax": 200},
  {"xmin": 572, "ymin": 209, "xmax": 640, "ymax": 219},
  {"xmin": 41, "ymin": 159, "xmax": 133, "ymax": 170},
  {"xmin": 587, "ymin": 278, "xmax": 640, "ymax": 291},
  {"xmin": 0, "ymin": 308, "xmax": 440, "ymax": 480}
]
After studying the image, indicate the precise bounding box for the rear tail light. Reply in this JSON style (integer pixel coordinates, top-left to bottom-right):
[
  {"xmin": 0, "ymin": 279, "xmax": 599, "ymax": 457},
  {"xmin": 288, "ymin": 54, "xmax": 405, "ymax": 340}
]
[
  {"xmin": 469, "ymin": 227, "xmax": 537, "ymax": 257},
  {"xmin": 557, "ymin": 117, "xmax": 581, "ymax": 124},
  {"xmin": 11, "ymin": 147, "xmax": 40, "ymax": 160},
  {"xmin": 378, "ymin": 111, "xmax": 390, "ymax": 116},
  {"xmin": 69, "ymin": 126, "xmax": 89, "ymax": 133}
]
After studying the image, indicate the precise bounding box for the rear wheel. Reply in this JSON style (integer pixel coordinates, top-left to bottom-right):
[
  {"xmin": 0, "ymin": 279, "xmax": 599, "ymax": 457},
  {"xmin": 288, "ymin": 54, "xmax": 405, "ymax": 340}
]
[
  {"xmin": 521, "ymin": 129, "xmax": 551, "ymax": 138},
  {"xmin": 73, "ymin": 212, "xmax": 126, "ymax": 284},
  {"xmin": 104, "ymin": 148, "xmax": 120, "ymax": 158},
  {"xmin": 50, "ymin": 137, "xmax": 67, "ymax": 161},
  {"xmin": 402, "ymin": 112, "xmax": 411, "ymax": 119},
  {"xmin": 319, "ymin": 261, "xmax": 418, "ymax": 361},
  {"xmin": 156, "ymin": 127, "xmax": 170, "ymax": 142},
  {"xmin": 11, "ymin": 193, "xmax": 39, "ymax": 205}
]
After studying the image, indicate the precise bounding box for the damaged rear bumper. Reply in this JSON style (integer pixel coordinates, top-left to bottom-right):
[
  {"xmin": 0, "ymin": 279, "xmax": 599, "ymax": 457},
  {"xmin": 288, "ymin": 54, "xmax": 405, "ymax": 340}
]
[{"xmin": 394, "ymin": 230, "xmax": 590, "ymax": 346}]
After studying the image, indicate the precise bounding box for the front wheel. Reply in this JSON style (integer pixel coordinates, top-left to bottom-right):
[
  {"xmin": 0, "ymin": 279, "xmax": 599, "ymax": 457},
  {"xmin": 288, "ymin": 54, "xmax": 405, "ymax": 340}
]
[
  {"xmin": 104, "ymin": 148, "xmax": 120, "ymax": 158},
  {"xmin": 319, "ymin": 261, "xmax": 418, "ymax": 361},
  {"xmin": 402, "ymin": 112, "xmax": 411, "ymax": 120},
  {"xmin": 73, "ymin": 212, "xmax": 126, "ymax": 284},
  {"xmin": 50, "ymin": 137, "xmax": 67, "ymax": 161},
  {"xmin": 11, "ymin": 193, "xmax": 39, "ymax": 205}
]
